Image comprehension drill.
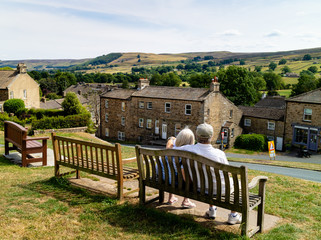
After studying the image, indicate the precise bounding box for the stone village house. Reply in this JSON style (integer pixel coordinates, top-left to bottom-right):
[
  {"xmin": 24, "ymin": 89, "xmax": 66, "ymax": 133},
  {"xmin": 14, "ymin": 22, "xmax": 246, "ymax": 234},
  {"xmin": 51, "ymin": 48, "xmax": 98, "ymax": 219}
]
[
  {"xmin": 99, "ymin": 79, "xmax": 243, "ymax": 148},
  {"xmin": 0, "ymin": 63, "xmax": 40, "ymax": 111},
  {"xmin": 239, "ymin": 96, "xmax": 286, "ymax": 151},
  {"xmin": 284, "ymin": 88, "xmax": 321, "ymax": 151}
]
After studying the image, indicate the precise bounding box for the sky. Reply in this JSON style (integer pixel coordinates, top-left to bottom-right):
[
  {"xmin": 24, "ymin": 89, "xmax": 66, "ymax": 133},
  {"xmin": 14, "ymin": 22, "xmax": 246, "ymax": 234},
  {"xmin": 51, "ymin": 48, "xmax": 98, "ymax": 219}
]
[{"xmin": 1, "ymin": 0, "xmax": 321, "ymax": 60}]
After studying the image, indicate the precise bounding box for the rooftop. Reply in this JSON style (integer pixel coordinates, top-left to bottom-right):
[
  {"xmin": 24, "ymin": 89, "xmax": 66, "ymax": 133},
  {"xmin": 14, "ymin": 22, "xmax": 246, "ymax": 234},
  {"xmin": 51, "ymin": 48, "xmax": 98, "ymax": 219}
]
[
  {"xmin": 287, "ymin": 88, "xmax": 321, "ymax": 104},
  {"xmin": 239, "ymin": 105, "xmax": 285, "ymax": 121}
]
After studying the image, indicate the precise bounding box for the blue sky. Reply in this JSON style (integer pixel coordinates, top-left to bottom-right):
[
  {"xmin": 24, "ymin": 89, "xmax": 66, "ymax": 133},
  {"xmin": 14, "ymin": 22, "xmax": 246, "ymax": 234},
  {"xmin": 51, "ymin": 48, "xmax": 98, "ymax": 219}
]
[{"xmin": 1, "ymin": 0, "xmax": 321, "ymax": 60}]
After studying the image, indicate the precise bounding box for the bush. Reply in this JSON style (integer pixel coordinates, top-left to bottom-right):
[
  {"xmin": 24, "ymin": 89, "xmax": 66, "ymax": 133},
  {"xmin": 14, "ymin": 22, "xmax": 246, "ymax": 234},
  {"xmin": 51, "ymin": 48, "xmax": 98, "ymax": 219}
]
[
  {"xmin": 3, "ymin": 99, "xmax": 25, "ymax": 114},
  {"xmin": 0, "ymin": 112, "xmax": 25, "ymax": 130},
  {"xmin": 62, "ymin": 92, "xmax": 83, "ymax": 115},
  {"xmin": 234, "ymin": 134, "xmax": 268, "ymax": 151},
  {"xmin": 32, "ymin": 113, "xmax": 92, "ymax": 130}
]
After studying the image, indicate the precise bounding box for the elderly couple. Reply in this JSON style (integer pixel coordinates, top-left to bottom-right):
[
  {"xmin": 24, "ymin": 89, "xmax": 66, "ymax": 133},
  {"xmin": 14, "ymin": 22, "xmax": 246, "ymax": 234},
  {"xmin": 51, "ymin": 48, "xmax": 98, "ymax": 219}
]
[{"xmin": 165, "ymin": 123, "xmax": 241, "ymax": 225}]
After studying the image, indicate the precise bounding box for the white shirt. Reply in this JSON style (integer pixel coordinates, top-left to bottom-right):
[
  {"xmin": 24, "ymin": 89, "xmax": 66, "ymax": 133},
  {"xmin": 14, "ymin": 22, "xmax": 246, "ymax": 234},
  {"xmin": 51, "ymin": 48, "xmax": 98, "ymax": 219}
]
[{"xmin": 174, "ymin": 143, "xmax": 231, "ymax": 195}]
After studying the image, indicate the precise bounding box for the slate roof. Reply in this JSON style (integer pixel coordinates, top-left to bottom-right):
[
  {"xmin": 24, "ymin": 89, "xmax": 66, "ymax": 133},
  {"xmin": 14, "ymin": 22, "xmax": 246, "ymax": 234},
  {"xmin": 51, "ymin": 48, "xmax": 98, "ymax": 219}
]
[
  {"xmin": 0, "ymin": 70, "xmax": 17, "ymax": 89},
  {"xmin": 239, "ymin": 105, "xmax": 285, "ymax": 121},
  {"xmin": 101, "ymin": 89, "xmax": 136, "ymax": 99},
  {"xmin": 287, "ymin": 88, "xmax": 321, "ymax": 104},
  {"xmin": 40, "ymin": 99, "xmax": 63, "ymax": 109},
  {"xmin": 254, "ymin": 96, "xmax": 286, "ymax": 109}
]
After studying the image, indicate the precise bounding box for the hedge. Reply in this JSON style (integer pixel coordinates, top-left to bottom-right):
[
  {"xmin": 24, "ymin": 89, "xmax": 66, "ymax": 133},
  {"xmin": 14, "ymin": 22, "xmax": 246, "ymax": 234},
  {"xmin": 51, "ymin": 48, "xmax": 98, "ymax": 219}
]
[
  {"xmin": 16, "ymin": 108, "xmax": 65, "ymax": 119},
  {"xmin": 0, "ymin": 112, "xmax": 25, "ymax": 130},
  {"xmin": 3, "ymin": 99, "xmax": 25, "ymax": 114},
  {"xmin": 234, "ymin": 134, "xmax": 268, "ymax": 151},
  {"xmin": 31, "ymin": 113, "xmax": 91, "ymax": 130}
]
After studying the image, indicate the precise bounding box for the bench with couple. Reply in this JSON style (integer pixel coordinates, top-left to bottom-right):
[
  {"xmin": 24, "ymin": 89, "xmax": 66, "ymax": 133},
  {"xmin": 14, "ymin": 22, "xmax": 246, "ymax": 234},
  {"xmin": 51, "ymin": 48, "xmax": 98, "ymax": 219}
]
[{"xmin": 161, "ymin": 123, "xmax": 241, "ymax": 225}]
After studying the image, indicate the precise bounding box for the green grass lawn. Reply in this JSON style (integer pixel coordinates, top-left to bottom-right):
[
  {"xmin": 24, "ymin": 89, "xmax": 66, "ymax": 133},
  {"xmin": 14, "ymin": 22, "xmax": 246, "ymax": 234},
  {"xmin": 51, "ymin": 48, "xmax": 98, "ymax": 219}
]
[{"xmin": 1, "ymin": 131, "xmax": 320, "ymax": 239}]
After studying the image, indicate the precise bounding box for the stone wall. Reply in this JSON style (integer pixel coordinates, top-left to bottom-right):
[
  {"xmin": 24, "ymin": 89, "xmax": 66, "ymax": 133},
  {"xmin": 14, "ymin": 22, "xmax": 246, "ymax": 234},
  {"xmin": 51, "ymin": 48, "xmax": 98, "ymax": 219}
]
[
  {"xmin": 0, "ymin": 89, "xmax": 8, "ymax": 102},
  {"xmin": 34, "ymin": 127, "xmax": 88, "ymax": 135},
  {"xmin": 242, "ymin": 117, "xmax": 284, "ymax": 138}
]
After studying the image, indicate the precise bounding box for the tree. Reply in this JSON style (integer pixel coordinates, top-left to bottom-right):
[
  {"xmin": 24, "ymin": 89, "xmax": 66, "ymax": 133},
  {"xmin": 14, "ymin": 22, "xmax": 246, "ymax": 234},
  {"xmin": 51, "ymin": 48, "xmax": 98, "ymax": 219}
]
[
  {"xmin": 263, "ymin": 72, "xmax": 283, "ymax": 91},
  {"xmin": 308, "ymin": 66, "xmax": 318, "ymax": 74},
  {"xmin": 281, "ymin": 66, "xmax": 291, "ymax": 74},
  {"xmin": 291, "ymin": 73, "xmax": 317, "ymax": 96},
  {"xmin": 188, "ymin": 73, "xmax": 214, "ymax": 88},
  {"xmin": 55, "ymin": 72, "xmax": 77, "ymax": 95},
  {"xmin": 254, "ymin": 65, "xmax": 262, "ymax": 72},
  {"xmin": 278, "ymin": 59, "xmax": 287, "ymax": 65},
  {"xmin": 268, "ymin": 62, "xmax": 277, "ymax": 71},
  {"xmin": 250, "ymin": 72, "xmax": 266, "ymax": 90},
  {"xmin": 121, "ymin": 79, "xmax": 129, "ymax": 89},
  {"xmin": 239, "ymin": 60, "xmax": 246, "ymax": 65},
  {"xmin": 61, "ymin": 92, "xmax": 84, "ymax": 115},
  {"xmin": 302, "ymin": 54, "xmax": 312, "ymax": 61},
  {"xmin": 161, "ymin": 72, "xmax": 181, "ymax": 87},
  {"xmin": 217, "ymin": 66, "xmax": 261, "ymax": 106}
]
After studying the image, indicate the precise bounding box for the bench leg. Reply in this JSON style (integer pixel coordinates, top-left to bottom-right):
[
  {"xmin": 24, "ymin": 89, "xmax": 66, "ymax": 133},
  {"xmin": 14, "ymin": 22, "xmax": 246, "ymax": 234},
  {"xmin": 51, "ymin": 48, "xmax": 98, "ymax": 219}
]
[
  {"xmin": 117, "ymin": 179, "xmax": 124, "ymax": 201},
  {"xmin": 241, "ymin": 208, "xmax": 249, "ymax": 237},
  {"xmin": 5, "ymin": 141, "xmax": 9, "ymax": 155},
  {"xmin": 159, "ymin": 190, "xmax": 164, "ymax": 203},
  {"xmin": 55, "ymin": 163, "xmax": 60, "ymax": 177},
  {"xmin": 42, "ymin": 140, "xmax": 47, "ymax": 166},
  {"xmin": 22, "ymin": 151, "xmax": 27, "ymax": 167},
  {"xmin": 76, "ymin": 169, "xmax": 80, "ymax": 179},
  {"xmin": 139, "ymin": 182, "xmax": 146, "ymax": 204}
]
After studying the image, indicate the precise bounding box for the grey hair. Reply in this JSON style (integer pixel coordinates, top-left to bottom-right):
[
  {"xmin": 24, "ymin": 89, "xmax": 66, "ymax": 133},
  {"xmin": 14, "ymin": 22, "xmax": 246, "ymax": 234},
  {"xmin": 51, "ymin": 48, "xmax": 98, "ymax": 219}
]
[{"xmin": 175, "ymin": 128, "xmax": 195, "ymax": 147}]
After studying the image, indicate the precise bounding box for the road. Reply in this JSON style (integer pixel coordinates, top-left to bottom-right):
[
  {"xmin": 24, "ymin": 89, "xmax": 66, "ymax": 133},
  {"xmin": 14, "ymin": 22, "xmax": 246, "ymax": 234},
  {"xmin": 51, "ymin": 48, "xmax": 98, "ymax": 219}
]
[{"xmin": 229, "ymin": 161, "xmax": 321, "ymax": 183}]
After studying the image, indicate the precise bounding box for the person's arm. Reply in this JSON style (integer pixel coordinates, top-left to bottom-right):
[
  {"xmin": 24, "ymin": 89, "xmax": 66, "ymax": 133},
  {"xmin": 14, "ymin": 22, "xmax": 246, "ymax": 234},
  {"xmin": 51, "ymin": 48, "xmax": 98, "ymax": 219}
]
[{"xmin": 166, "ymin": 136, "xmax": 176, "ymax": 149}]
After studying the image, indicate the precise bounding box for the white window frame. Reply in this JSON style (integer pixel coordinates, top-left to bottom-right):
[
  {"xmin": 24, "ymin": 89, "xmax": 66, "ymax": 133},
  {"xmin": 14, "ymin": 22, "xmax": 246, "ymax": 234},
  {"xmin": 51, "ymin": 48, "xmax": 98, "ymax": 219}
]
[
  {"xmin": 155, "ymin": 120, "xmax": 159, "ymax": 134},
  {"xmin": 105, "ymin": 99, "xmax": 108, "ymax": 108},
  {"xmin": 23, "ymin": 89, "xmax": 27, "ymax": 99},
  {"xmin": 118, "ymin": 131, "xmax": 125, "ymax": 141},
  {"xmin": 231, "ymin": 128, "xmax": 234, "ymax": 138},
  {"xmin": 147, "ymin": 102, "xmax": 152, "ymax": 109},
  {"xmin": 244, "ymin": 118, "xmax": 251, "ymax": 127},
  {"xmin": 105, "ymin": 128, "xmax": 109, "ymax": 137},
  {"xmin": 139, "ymin": 118, "xmax": 144, "ymax": 128},
  {"xmin": 303, "ymin": 108, "xmax": 312, "ymax": 122},
  {"xmin": 121, "ymin": 102, "xmax": 125, "ymax": 111},
  {"xmin": 185, "ymin": 104, "xmax": 192, "ymax": 115},
  {"xmin": 229, "ymin": 110, "xmax": 233, "ymax": 118},
  {"xmin": 139, "ymin": 101, "xmax": 144, "ymax": 109},
  {"xmin": 121, "ymin": 116, "xmax": 125, "ymax": 126},
  {"xmin": 105, "ymin": 113, "xmax": 108, "ymax": 122},
  {"xmin": 9, "ymin": 91, "xmax": 14, "ymax": 99},
  {"xmin": 146, "ymin": 119, "xmax": 152, "ymax": 129},
  {"xmin": 267, "ymin": 121, "xmax": 275, "ymax": 130},
  {"xmin": 165, "ymin": 102, "xmax": 171, "ymax": 113}
]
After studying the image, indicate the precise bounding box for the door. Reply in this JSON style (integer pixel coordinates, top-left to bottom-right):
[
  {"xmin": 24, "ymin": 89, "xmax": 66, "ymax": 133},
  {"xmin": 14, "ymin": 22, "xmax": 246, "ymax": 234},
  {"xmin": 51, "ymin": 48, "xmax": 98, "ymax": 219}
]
[
  {"xmin": 276, "ymin": 137, "xmax": 283, "ymax": 151},
  {"xmin": 308, "ymin": 130, "xmax": 318, "ymax": 151},
  {"xmin": 155, "ymin": 120, "xmax": 159, "ymax": 135},
  {"xmin": 162, "ymin": 123, "xmax": 167, "ymax": 139}
]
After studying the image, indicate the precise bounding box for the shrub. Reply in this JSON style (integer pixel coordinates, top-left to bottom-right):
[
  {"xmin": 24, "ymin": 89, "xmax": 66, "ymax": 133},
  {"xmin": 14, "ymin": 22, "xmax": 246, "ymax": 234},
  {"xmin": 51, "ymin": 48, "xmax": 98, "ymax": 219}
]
[
  {"xmin": 0, "ymin": 112, "xmax": 25, "ymax": 130},
  {"xmin": 234, "ymin": 134, "xmax": 268, "ymax": 151},
  {"xmin": 62, "ymin": 92, "xmax": 83, "ymax": 115},
  {"xmin": 32, "ymin": 113, "xmax": 91, "ymax": 130},
  {"xmin": 3, "ymin": 99, "xmax": 25, "ymax": 114}
]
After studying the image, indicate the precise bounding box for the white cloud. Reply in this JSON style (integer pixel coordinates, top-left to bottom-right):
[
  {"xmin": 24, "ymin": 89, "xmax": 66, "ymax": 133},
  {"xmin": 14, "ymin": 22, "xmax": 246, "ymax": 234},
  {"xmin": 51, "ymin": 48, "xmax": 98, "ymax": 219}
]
[
  {"xmin": 264, "ymin": 30, "xmax": 283, "ymax": 38},
  {"xmin": 220, "ymin": 29, "xmax": 241, "ymax": 37}
]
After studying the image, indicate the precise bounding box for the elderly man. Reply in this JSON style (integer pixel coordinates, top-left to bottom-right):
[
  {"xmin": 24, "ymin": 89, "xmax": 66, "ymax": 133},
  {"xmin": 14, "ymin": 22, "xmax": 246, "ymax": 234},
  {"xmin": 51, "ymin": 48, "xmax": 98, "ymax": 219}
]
[{"xmin": 167, "ymin": 123, "xmax": 241, "ymax": 225}]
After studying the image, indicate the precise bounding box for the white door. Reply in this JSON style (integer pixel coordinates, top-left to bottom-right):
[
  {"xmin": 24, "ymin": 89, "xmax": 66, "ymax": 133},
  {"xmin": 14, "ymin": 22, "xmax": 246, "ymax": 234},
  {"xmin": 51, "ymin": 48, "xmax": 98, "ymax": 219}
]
[
  {"xmin": 162, "ymin": 123, "xmax": 167, "ymax": 139},
  {"xmin": 276, "ymin": 137, "xmax": 283, "ymax": 151},
  {"xmin": 155, "ymin": 120, "xmax": 159, "ymax": 135}
]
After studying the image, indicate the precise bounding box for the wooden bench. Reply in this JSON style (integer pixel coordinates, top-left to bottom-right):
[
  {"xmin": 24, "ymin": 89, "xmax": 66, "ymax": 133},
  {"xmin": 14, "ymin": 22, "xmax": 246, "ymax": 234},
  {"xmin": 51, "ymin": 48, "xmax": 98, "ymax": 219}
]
[
  {"xmin": 4, "ymin": 121, "xmax": 49, "ymax": 167},
  {"xmin": 135, "ymin": 146, "xmax": 268, "ymax": 237},
  {"xmin": 52, "ymin": 133, "xmax": 139, "ymax": 200}
]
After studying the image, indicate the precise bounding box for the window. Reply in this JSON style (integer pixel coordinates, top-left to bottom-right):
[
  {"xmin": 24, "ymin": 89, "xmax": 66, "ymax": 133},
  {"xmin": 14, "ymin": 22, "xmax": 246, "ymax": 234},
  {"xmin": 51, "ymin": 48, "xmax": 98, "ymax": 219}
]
[
  {"xmin": 294, "ymin": 127, "xmax": 308, "ymax": 144},
  {"xmin": 118, "ymin": 131, "xmax": 125, "ymax": 141},
  {"xmin": 9, "ymin": 91, "xmax": 14, "ymax": 99},
  {"xmin": 146, "ymin": 119, "xmax": 152, "ymax": 129},
  {"xmin": 155, "ymin": 120, "xmax": 159, "ymax": 134},
  {"xmin": 165, "ymin": 102, "xmax": 171, "ymax": 113},
  {"xmin": 105, "ymin": 113, "xmax": 108, "ymax": 122},
  {"xmin": 105, "ymin": 100, "xmax": 108, "ymax": 108},
  {"xmin": 121, "ymin": 117, "xmax": 125, "ymax": 126},
  {"xmin": 0, "ymin": 104, "xmax": 2, "ymax": 112},
  {"xmin": 231, "ymin": 128, "xmax": 234, "ymax": 138},
  {"xmin": 139, "ymin": 101, "xmax": 144, "ymax": 108},
  {"xmin": 147, "ymin": 102, "xmax": 152, "ymax": 109},
  {"xmin": 229, "ymin": 110, "xmax": 233, "ymax": 118},
  {"xmin": 303, "ymin": 108, "xmax": 312, "ymax": 121},
  {"xmin": 121, "ymin": 102, "xmax": 125, "ymax": 111},
  {"xmin": 23, "ymin": 89, "xmax": 27, "ymax": 99},
  {"xmin": 244, "ymin": 118, "xmax": 251, "ymax": 127},
  {"xmin": 105, "ymin": 128, "xmax": 109, "ymax": 137},
  {"xmin": 139, "ymin": 118, "xmax": 144, "ymax": 128},
  {"xmin": 185, "ymin": 104, "xmax": 192, "ymax": 115},
  {"xmin": 267, "ymin": 121, "xmax": 275, "ymax": 130}
]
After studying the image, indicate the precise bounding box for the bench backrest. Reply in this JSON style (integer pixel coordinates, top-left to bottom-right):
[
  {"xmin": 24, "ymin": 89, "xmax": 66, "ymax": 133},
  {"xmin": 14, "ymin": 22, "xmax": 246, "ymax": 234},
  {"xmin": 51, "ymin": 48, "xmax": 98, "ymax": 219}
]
[
  {"xmin": 52, "ymin": 133, "xmax": 123, "ymax": 180},
  {"xmin": 4, "ymin": 121, "xmax": 27, "ymax": 148},
  {"xmin": 136, "ymin": 146, "xmax": 250, "ymax": 209}
]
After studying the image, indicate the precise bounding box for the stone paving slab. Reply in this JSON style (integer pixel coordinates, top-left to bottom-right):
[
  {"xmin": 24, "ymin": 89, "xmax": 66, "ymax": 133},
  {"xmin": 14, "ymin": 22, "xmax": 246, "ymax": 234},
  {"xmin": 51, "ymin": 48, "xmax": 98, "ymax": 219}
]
[{"xmin": 69, "ymin": 175, "xmax": 281, "ymax": 236}]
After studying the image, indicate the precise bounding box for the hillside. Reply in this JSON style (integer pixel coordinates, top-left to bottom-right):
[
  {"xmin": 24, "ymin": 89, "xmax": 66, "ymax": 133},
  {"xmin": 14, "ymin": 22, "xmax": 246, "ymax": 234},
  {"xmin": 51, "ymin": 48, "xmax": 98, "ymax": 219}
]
[{"xmin": 0, "ymin": 47, "xmax": 321, "ymax": 73}]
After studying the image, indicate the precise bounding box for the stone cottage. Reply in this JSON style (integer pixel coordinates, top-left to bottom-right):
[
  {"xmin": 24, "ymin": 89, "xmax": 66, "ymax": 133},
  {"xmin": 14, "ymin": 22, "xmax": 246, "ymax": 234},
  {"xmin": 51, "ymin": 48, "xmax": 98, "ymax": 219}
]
[
  {"xmin": 99, "ymin": 79, "xmax": 243, "ymax": 148},
  {"xmin": 284, "ymin": 88, "xmax": 321, "ymax": 151},
  {"xmin": 0, "ymin": 63, "xmax": 40, "ymax": 110},
  {"xmin": 239, "ymin": 96, "xmax": 286, "ymax": 151}
]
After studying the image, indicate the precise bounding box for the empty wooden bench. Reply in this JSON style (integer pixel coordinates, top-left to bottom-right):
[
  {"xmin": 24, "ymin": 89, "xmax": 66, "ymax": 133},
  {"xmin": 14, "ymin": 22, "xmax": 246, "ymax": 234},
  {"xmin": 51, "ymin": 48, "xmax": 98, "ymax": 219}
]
[
  {"xmin": 4, "ymin": 121, "xmax": 49, "ymax": 167},
  {"xmin": 52, "ymin": 133, "xmax": 139, "ymax": 200},
  {"xmin": 135, "ymin": 146, "xmax": 268, "ymax": 237}
]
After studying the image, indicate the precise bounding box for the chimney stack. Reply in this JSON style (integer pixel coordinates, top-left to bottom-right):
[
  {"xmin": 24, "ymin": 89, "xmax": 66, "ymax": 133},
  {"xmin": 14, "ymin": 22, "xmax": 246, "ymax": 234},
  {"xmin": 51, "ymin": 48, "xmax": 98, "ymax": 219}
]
[
  {"xmin": 210, "ymin": 77, "xmax": 220, "ymax": 92},
  {"xmin": 17, "ymin": 63, "xmax": 27, "ymax": 74},
  {"xmin": 137, "ymin": 78, "xmax": 150, "ymax": 90}
]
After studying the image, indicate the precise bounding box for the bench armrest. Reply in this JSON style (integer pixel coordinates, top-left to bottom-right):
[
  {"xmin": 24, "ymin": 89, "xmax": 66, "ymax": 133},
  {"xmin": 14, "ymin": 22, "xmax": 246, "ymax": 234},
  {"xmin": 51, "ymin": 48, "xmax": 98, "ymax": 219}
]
[
  {"xmin": 25, "ymin": 136, "xmax": 49, "ymax": 141},
  {"xmin": 248, "ymin": 176, "xmax": 268, "ymax": 190}
]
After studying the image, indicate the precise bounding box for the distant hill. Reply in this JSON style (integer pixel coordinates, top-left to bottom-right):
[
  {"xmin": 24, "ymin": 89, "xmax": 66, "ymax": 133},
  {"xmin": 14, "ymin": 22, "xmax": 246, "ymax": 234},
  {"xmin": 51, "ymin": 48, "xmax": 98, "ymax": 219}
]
[{"xmin": 1, "ymin": 47, "xmax": 321, "ymax": 72}]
